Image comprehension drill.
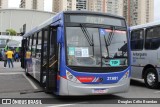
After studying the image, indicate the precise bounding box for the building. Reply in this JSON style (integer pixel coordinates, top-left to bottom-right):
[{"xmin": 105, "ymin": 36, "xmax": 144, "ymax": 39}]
[
  {"xmin": 123, "ymin": 0, "xmax": 130, "ymax": 25},
  {"xmin": 52, "ymin": 0, "xmax": 76, "ymax": 13},
  {"xmin": 124, "ymin": 0, "xmax": 154, "ymax": 26},
  {"xmin": 107, "ymin": 0, "xmax": 123, "ymax": 16},
  {"xmin": 76, "ymin": 0, "xmax": 88, "ymax": 10},
  {"xmin": 88, "ymin": 0, "xmax": 107, "ymax": 13},
  {"xmin": 0, "ymin": 8, "xmax": 55, "ymax": 34},
  {"xmin": 0, "ymin": 0, "xmax": 8, "ymax": 8},
  {"xmin": 19, "ymin": 0, "xmax": 44, "ymax": 11}
]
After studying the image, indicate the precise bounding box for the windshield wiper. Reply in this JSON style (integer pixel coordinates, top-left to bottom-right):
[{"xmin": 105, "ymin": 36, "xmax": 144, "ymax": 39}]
[
  {"xmin": 103, "ymin": 27, "xmax": 115, "ymax": 58},
  {"xmin": 80, "ymin": 24, "xmax": 94, "ymax": 46},
  {"xmin": 80, "ymin": 24, "xmax": 94, "ymax": 56}
]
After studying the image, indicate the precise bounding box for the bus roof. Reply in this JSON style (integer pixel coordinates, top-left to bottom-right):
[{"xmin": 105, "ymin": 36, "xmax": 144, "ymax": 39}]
[
  {"xmin": 130, "ymin": 20, "xmax": 160, "ymax": 30},
  {"xmin": 63, "ymin": 11, "xmax": 125, "ymax": 19},
  {"xmin": 23, "ymin": 11, "xmax": 125, "ymax": 38}
]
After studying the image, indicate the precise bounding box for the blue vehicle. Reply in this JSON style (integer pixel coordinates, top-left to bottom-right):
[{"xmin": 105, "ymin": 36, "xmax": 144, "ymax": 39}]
[{"xmin": 21, "ymin": 11, "xmax": 131, "ymax": 96}]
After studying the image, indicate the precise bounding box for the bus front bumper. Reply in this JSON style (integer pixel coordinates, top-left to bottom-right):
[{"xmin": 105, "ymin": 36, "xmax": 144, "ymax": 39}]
[{"xmin": 58, "ymin": 77, "xmax": 130, "ymax": 96}]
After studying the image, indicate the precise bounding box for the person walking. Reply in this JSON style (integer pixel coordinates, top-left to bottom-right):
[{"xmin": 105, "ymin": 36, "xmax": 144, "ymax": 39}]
[
  {"xmin": 3, "ymin": 50, "xmax": 7, "ymax": 68},
  {"xmin": 0, "ymin": 49, "xmax": 3, "ymax": 61},
  {"xmin": 6, "ymin": 49, "xmax": 14, "ymax": 68},
  {"xmin": 25, "ymin": 48, "xmax": 31, "ymax": 67},
  {"xmin": 14, "ymin": 52, "xmax": 19, "ymax": 62}
]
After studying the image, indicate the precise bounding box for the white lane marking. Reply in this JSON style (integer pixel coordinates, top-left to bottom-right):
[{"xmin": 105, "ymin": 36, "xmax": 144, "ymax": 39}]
[
  {"xmin": 47, "ymin": 102, "xmax": 87, "ymax": 107},
  {"xmin": 154, "ymin": 91, "xmax": 160, "ymax": 93},
  {"xmin": 47, "ymin": 104, "xmax": 77, "ymax": 107},
  {"xmin": 0, "ymin": 72, "xmax": 23, "ymax": 75},
  {"xmin": 22, "ymin": 73, "xmax": 38, "ymax": 89},
  {"xmin": 0, "ymin": 72, "xmax": 38, "ymax": 89}
]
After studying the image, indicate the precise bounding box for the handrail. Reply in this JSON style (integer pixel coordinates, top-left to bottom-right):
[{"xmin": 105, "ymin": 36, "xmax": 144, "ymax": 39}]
[
  {"xmin": 43, "ymin": 55, "xmax": 55, "ymax": 67},
  {"xmin": 49, "ymin": 60, "xmax": 57, "ymax": 68}
]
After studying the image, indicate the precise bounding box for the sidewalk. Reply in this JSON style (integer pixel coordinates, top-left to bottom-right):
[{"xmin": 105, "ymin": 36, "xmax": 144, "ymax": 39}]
[{"xmin": 0, "ymin": 61, "xmax": 24, "ymax": 72}]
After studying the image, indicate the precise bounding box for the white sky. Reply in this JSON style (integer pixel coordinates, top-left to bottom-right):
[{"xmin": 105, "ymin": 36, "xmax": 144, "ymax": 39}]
[
  {"xmin": 8, "ymin": 0, "xmax": 52, "ymax": 12},
  {"xmin": 9, "ymin": 0, "xmax": 160, "ymax": 21},
  {"xmin": 154, "ymin": 0, "xmax": 160, "ymax": 21}
]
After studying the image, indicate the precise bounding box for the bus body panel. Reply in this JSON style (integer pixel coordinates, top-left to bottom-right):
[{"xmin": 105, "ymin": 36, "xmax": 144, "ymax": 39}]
[
  {"xmin": 67, "ymin": 78, "xmax": 130, "ymax": 95},
  {"xmin": 57, "ymin": 67, "xmax": 130, "ymax": 95},
  {"xmin": 156, "ymin": 68, "xmax": 160, "ymax": 82},
  {"xmin": 65, "ymin": 67, "xmax": 130, "ymax": 84},
  {"xmin": 131, "ymin": 49, "xmax": 160, "ymax": 82},
  {"xmin": 131, "ymin": 66, "xmax": 143, "ymax": 79},
  {"xmin": 58, "ymin": 69, "xmax": 130, "ymax": 95}
]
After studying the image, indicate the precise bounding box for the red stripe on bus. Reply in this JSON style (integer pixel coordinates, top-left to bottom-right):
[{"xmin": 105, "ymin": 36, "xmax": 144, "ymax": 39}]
[{"xmin": 76, "ymin": 76, "xmax": 95, "ymax": 83}]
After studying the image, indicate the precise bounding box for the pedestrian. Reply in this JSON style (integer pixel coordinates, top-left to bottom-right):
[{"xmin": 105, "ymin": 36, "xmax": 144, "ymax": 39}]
[
  {"xmin": 25, "ymin": 48, "xmax": 31, "ymax": 68},
  {"xmin": 6, "ymin": 49, "xmax": 14, "ymax": 68},
  {"xmin": 14, "ymin": 52, "xmax": 19, "ymax": 62},
  {"xmin": 0, "ymin": 49, "xmax": 3, "ymax": 61},
  {"xmin": 3, "ymin": 50, "xmax": 7, "ymax": 68}
]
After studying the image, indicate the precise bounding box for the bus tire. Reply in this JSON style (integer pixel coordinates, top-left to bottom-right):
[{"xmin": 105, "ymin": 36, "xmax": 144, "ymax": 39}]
[
  {"xmin": 144, "ymin": 68, "xmax": 159, "ymax": 89},
  {"xmin": 42, "ymin": 75, "xmax": 50, "ymax": 93},
  {"xmin": 25, "ymin": 67, "xmax": 29, "ymax": 76}
]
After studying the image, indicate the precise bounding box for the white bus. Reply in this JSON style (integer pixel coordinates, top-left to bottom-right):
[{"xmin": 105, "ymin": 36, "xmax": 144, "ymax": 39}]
[{"xmin": 130, "ymin": 21, "xmax": 160, "ymax": 89}]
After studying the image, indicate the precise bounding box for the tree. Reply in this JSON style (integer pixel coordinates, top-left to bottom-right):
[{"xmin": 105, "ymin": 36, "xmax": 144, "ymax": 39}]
[{"xmin": 6, "ymin": 29, "xmax": 17, "ymax": 36}]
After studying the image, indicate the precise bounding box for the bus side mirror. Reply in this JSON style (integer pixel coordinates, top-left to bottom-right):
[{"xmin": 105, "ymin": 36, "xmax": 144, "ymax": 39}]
[{"xmin": 57, "ymin": 27, "xmax": 63, "ymax": 43}]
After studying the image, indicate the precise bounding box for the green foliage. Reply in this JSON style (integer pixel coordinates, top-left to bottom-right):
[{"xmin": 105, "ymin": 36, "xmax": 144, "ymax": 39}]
[
  {"xmin": 6, "ymin": 29, "xmax": 17, "ymax": 36},
  {"xmin": 4, "ymin": 45, "xmax": 8, "ymax": 51}
]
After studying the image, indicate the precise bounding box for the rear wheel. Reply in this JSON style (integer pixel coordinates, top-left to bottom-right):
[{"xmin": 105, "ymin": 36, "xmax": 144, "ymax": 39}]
[
  {"xmin": 25, "ymin": 65, "xmax": 29, "ymax": 76},
  {"xmin": 144, "ymin": 68, "xmax": 159, "ymax": 89}
]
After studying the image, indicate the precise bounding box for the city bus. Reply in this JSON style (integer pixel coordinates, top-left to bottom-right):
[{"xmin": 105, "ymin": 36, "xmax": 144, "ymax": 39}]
[
  {"xmin": 21, "ymin": 11, "xmax": 131, "ymax": 96},
  {"xmin": 130, "ymin": 21, "xmax": 160, "ymax": 89}
]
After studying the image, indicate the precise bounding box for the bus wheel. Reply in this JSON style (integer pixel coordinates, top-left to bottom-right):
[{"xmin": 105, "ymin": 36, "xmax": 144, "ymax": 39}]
[
  {"xmin": 144, "ymin": 68, "xmax": 159, "ymax": 89},
  {"xmin": 42, "ymin": 75, "xmax": 49, "ymax": 93},
  {"xmin": 42, "ymin": 75, "xmax": 46, "ymax": 87},
  {"xmin": 25, "ymin": 67, "xmax": 29, "ymax": 76}
]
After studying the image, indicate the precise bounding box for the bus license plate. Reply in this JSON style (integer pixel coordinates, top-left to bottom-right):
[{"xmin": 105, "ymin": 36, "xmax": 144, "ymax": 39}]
[{"xmin": 92, "ymin": 89, "xmax": 108, "ymax": 94}]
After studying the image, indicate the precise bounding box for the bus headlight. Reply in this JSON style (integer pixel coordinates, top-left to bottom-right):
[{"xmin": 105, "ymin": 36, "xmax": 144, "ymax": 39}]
[
  {"xmin": 66, "ymin": 71, "xmax": 81, "ymax": 83},
  {"xmin": 120, "ymin": 71, "xmax": 129, "ymax": 81}
]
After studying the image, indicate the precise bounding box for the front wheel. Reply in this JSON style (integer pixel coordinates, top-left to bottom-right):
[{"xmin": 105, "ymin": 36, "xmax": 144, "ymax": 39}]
[
  {"xmin": 144, "ymin": 68, "xmax": 159, "ymax": 89},
  {"xmin": 42, "ymin": 75, "xmax": 50, "ymax": 93}
]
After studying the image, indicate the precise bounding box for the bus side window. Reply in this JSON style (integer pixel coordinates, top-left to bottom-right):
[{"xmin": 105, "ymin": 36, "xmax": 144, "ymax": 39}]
[
  {"xmin": 131, "ymin": 29, "xmax": 144, "ymax": 50},
  {"xmin": 145, "ymin": 27, "xmax": 160, "ymax": 50}
]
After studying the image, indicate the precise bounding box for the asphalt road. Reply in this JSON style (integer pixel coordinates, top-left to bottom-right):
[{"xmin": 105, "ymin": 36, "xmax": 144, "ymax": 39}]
[{"xmin": 0, "ymin": 61, "xmax": 160, "ymax": 107}]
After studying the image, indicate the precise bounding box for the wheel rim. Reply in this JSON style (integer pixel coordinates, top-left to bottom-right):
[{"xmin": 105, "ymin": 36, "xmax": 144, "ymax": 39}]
[
  {"xmin": 43, "ymin": 75, "xmax": 46, "ymax": 83},
  {"xmin": 147, "ymin": 72, "xmax": 156, "ymax": 86}
]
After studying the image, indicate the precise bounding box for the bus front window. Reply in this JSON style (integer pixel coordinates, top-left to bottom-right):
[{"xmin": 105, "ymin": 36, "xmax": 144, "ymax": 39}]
[
  {"xmin": 66, "ymin": 27, "xmax": 128, "ymax": 68},
  {"xmin": 66, "ymin": 27, "xmax": 101, "ymax": 67},
  {"xmin": 100, "ymin": 29, "xmax": 128, "ymax": 67}
]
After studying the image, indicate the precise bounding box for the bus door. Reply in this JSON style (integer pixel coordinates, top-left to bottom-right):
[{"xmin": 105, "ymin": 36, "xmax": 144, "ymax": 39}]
[
  {"xmin": 41, "ymin": 26, "xmax": 58, "ymax": 93},
  {"xmin": 21, "ymin": 39, "xmax": 27, "ymax": 69},
  {"xmin": 48, "ymin": 27, "xmax": 58, "ymax": 92},
  {"xmin": 41, "ymin": 27, "xmax": 49, "ymax": 91}
]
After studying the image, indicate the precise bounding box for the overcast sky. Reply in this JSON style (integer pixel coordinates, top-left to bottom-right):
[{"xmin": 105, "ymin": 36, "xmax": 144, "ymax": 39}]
[
  {"xmin": 9, "ymin": 0, "xmax": 160, "ymax": 21},
  {"xmin": 154, "ymin": 0, "xmax": 160, "ymax": 20},
  {"xmin": 8, "ymin": 0, "xmax": 52, "ymax": 12}
]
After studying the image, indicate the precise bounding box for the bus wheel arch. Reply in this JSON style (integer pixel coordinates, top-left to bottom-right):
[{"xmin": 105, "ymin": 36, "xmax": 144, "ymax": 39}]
[
  {"xmin": 142, "ymin": 65, "xmax": 159, "ymax": 89},
  {"xmin": 142, "ymin": 65, "xmax": 155, "ymax": 79}
]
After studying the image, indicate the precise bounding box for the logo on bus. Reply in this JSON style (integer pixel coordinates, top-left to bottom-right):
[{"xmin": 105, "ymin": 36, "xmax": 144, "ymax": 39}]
[{"xmin": 133, "ymin": 53, "xmax": 147, "ymax": 57}]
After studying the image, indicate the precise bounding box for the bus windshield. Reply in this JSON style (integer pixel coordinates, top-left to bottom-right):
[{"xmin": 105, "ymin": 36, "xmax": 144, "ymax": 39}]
[{"xmin": 66, "ymin": 26, "xmax": 128, "ymax": 68}]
